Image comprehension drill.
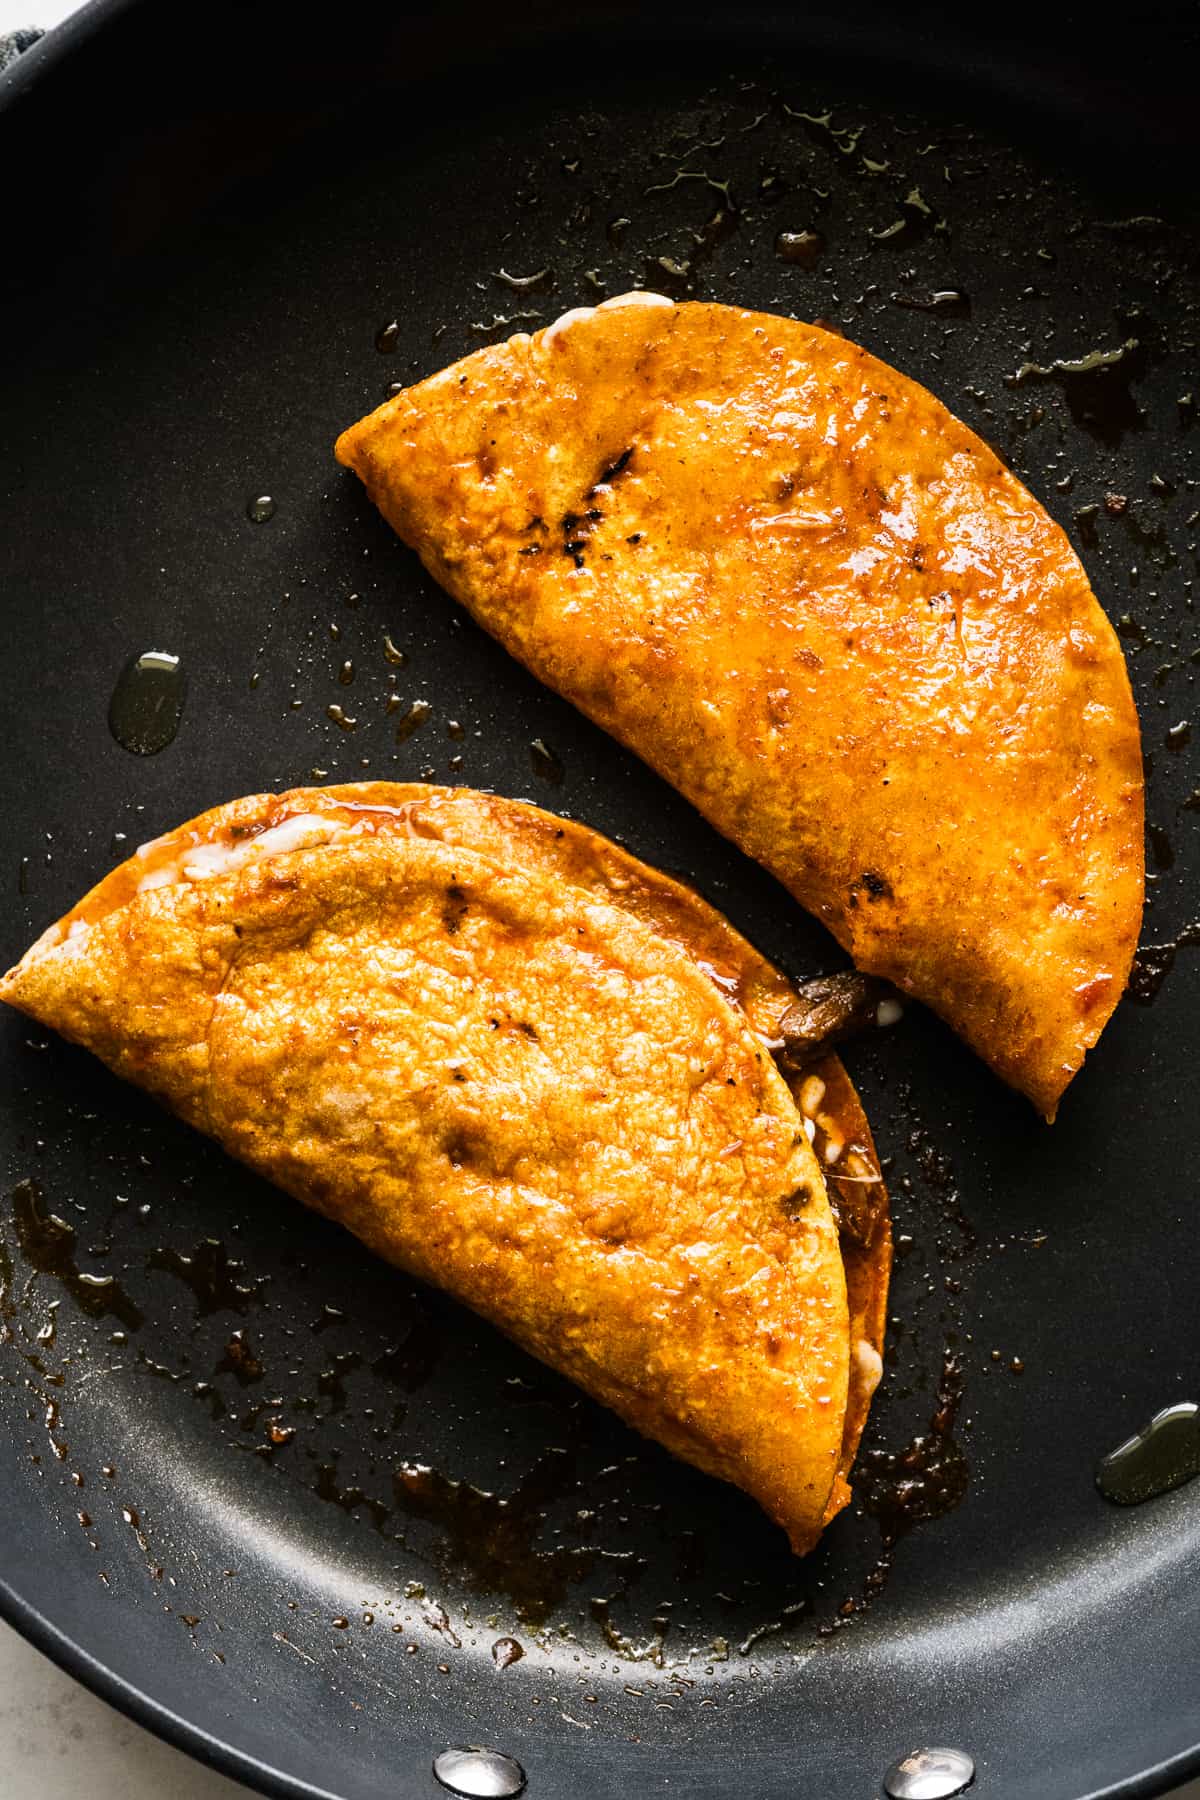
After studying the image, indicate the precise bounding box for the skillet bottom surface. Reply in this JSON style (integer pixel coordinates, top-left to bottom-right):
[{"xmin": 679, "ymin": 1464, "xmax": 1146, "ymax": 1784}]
[{"xmin": 1, "ymin": 15, "xmax": 1198, "ymax": 1799}]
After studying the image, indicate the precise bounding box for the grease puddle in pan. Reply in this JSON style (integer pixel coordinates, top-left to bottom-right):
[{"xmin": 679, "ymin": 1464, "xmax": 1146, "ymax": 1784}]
[
  {"xmin": 1098, "ymin": 1403, "xmax": 1200, "ymax": 1506},
  {"xmin": 107, "ymin": 650, "xmax": 186, "ymax": 756}
]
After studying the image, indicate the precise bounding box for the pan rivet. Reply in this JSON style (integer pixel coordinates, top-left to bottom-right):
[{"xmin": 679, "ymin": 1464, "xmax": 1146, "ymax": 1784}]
[
  {"xmin": 883, "ymin": 1746, "xmax": 975, "ymax": 1799},
  {"xmin": 433, "ymin": 1746, "xmax": 527, "ymax": 1798}
]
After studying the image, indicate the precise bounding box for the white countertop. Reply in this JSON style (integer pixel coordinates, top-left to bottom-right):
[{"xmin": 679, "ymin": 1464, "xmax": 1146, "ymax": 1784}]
[
  {"xmin": 0, "ymin": 0, "xmax": 75, "ymax": 32},
  {"xmin": 0, "ymin": 1619, "xmax": 246, "ymax": 1799},
  {"xmin": 1, "ymin": 8, "xmax": 1197, "ymax": 1799}
]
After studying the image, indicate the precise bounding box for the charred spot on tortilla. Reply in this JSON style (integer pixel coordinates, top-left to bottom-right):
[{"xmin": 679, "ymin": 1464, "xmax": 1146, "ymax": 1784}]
[{"xmin": 335, "ymin": 294, "xmax": 1144, "ymax": 1120}]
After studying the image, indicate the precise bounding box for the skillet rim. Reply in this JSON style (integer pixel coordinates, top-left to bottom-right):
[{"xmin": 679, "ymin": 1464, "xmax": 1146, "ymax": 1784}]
[{"xmin": 0, "ymin": 6, "xmax": 1197, "ymax": 1799}]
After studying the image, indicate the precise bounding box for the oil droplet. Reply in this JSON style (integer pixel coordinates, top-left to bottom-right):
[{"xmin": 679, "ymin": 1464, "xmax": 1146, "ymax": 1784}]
[
  {"xmin": 108, "ymin": 651, "xmax": 186, "ymax": 756},
  {"xmin": 1097, "ymin": 1403, "xmax": 1200, "ymax": 1505},
  {"xmin": 395, "ymin": 699, "xmax": 432, "ymax": 742},
  {"xmin": 1148, "ymin": 824, "xmax": 1175, "ymax": 870},
  {"xmin": 146, "ymin": 1238, "xmax": 265, "ymax": 1316},
  {"xmin": 492, "ymin": 1635, "xmax": 525, "ymax": 1669},
  {"xmin": 382, "ymin": 633, "xmax": 408, "ymax": 667},
  {"xmin": 891, "ymin": 289, "xmax": 972, "ymax": 316},
  {"xmin": 1129, "ymin": 942, "xmax": 1178, "ymax": 1004},
  {"xmin": 217, "ymin": 1329, "xmax": 264, "ymax": 1386},
  {"xmin": 494, "ymin": 267, "xmax": 555, "ymax": 295},
  {"xmin": 247, "ymin": 495, "xmax": 276, "ymax": 523},
  {"xmin": 529, "ymin": 738, "xmax": 564, "ymax": 784},
  {"xmin": 420, "ymin": 1598, "xmax": 462, "ymax": 1648},
  {"xmin": 775, "ymin": 229, "xmax": 824, "ymax": 268},
  {"xmin": 375, "ymin": 321, "xmax": 400, "ymax": 354},
  {"xmin": 590, "ymin": 1597, "xmax": 669, "ymax": 1666},
  {"xmin": 11, "ymin": 1179, "xmax": 144, "ymax": 1329}
]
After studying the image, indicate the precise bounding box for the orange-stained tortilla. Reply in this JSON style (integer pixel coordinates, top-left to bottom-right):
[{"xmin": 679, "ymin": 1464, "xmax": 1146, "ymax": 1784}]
[
  {"xmin": 2, "ymin": 784, "xmax": 889, "ymax": 1552},
  {"xmin": 335, "ymin": 295, "xmax": 1144, "ymax": 1118}
]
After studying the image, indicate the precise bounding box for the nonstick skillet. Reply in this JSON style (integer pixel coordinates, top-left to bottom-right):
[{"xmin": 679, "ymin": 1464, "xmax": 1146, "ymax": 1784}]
[{"xmin": 1, "ymin": 4, "xmax": 1198, "ymax": 1798}]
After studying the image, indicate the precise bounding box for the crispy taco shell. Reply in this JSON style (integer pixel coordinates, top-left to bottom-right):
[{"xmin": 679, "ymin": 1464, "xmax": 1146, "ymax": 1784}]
[
  {"xmin": 3, "ymin": 784, "xmax": 889, "ymax": 1549},
  {"xmin": 336, "ymin": 296, "xmax": 1144, "ymax": 1118}
]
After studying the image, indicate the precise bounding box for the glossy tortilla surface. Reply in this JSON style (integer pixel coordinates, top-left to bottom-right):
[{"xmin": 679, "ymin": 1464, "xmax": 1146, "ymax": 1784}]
[
  {"xmin": 335, "ymin": 297, "xmax": 1144, "ymax": 1117},
  {"xmin": 2, "ymin": 784, "xmax": 889, "ymax": 1553}
]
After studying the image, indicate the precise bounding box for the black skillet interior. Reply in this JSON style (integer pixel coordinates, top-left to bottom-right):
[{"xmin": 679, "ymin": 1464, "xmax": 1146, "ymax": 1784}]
[{"xmin": 1, "ymin": 4, "xmax": 1198, "ymax": 1797}]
